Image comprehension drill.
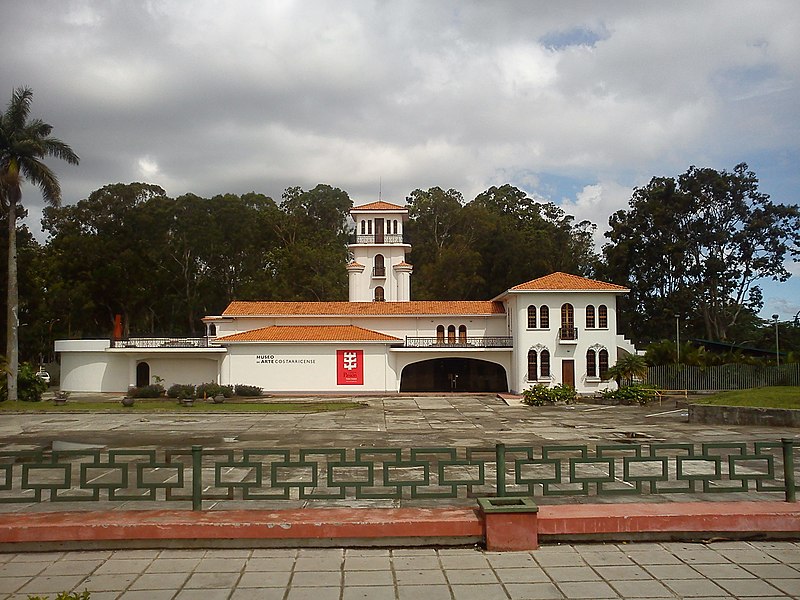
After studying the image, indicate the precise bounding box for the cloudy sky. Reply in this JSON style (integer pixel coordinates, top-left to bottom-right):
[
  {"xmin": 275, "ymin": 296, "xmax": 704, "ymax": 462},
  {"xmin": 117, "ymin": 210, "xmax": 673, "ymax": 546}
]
[{"xmin": 3, "ymin": 0, "xmax": 799, "ymax": 320}]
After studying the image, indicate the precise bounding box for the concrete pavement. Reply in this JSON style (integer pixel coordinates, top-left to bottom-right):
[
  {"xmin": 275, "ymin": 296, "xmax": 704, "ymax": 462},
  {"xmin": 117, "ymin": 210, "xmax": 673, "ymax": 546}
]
[{"xmin": 2, "ymin": 541, "xmax": 799, "ymax": 600}]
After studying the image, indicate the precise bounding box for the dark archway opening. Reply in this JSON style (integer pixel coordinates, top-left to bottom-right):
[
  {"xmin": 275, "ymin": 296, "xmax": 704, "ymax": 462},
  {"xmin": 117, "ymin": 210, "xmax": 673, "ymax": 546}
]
[
  {"xmin": 400, "ymin": 358, "xmax": 508, "ymax": 392},
  {"xmin": 136, "ymin": 362, "xmax": 150, "ymax": 388}
]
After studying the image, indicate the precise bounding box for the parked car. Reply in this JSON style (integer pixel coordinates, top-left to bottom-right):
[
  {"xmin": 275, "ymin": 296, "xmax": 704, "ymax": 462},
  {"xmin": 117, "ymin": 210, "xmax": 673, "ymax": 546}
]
[{"xmin": 36, "ymin": 368, "xmax": 51, "ymax": 384}]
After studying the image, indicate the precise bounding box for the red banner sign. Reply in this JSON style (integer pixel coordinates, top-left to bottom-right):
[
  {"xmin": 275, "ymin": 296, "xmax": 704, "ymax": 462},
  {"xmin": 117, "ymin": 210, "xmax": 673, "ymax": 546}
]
[{"xmin": 337, "ymin": 350, "xmax": 363, "ymax": 385}]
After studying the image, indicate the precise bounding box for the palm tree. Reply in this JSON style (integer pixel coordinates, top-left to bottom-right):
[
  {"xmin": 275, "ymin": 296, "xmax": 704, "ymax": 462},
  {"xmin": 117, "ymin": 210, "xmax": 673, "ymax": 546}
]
[
  {"xmin": 0, "ymin": 87, "xmax": 78, "ymax": 401},
  {"xmin": 606, "ymin": 352, "xmax": 649, "ymax": 388}
]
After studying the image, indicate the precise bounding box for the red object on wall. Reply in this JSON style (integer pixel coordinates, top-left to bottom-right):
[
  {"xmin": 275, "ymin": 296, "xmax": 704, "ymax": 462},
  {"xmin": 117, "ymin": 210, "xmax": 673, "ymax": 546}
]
[
  {"xmin": 337, "ymin": 350, "xmax": 363, "ymax": 385},
  {"xmin": 113, "ymin": 314, "xmax": 123, "ymax": 340}
]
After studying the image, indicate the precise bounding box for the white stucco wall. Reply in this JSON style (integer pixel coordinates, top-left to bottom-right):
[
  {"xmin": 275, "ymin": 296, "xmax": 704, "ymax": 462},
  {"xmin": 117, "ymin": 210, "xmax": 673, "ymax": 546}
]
[
  {"xmin": 220, "ymin": 342, "xmax": 397, "ymax": 392},
  {"xmin": 57, "ymin": 342, "xmax": 130, "ymax": 392},
  {"xmin": 142, "ymin": 357, "xmax": 220, "ymax": 388}
]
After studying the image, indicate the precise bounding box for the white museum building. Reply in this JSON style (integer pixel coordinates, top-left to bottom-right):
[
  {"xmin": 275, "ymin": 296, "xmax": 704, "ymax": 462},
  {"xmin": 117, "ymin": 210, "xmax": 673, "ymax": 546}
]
[{"xmin": 56, "ymin": 201, "xmax": 637, "ymax": 395}]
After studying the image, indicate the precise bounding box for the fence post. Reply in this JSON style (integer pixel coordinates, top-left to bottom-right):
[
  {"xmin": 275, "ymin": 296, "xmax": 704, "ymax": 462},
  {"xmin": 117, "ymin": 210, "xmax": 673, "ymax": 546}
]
[
  {"xmin": 782, "ymin": 438, "xmax": 796, "ymax": 503},
  {"xmin": 191, "ymin": 445, "xmax": 203, "ymax": 511},
  {"xmin": 496, "ymin": 443, "xmax": 506, "ymax": 497}
]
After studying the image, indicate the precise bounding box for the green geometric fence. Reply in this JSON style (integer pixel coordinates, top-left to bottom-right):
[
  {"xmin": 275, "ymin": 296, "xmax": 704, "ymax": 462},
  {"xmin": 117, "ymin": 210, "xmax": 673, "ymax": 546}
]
[
  {"xmin": 1, "ymin": 440, "xmax": 796, "ymax": 509},
  {"xmin": 648, "ymin": 363, "xmax": 800, "ymax": 391}
]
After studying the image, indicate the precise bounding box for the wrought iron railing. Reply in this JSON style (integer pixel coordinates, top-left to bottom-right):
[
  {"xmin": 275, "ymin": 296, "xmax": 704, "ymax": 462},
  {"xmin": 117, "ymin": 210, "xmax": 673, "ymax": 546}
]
[
  {"xmin": 111, "ymin": 337, "xmax": 211, "ymax": 349},
  {"xmin": 404, "ymin": 336, "xmax": 514, "ymax": 348},
  {"xmin": 558, "ymin": 327, "xmax": 578, "ymax": 342},
  {"xmin": 372, "ymin": 266, "xmax": 386, "ymax": 277},
  {"xmin": 350, "ymin": 234, "xmax": 410, "ymax": 245},
  {"xmin": 0, "ymin": 441, "xmax": 796, "ymax": 510}
]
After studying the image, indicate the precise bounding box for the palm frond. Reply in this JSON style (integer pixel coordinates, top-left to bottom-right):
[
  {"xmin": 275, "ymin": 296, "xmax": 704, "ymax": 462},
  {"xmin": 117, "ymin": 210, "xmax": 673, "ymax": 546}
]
[
  {"xmin": 4, "ymin": 87, "xmax": 34, "ymax": 129},
  {"xmin": 19, "ymin": 159, "xmax": 62, "ymax": 206}
]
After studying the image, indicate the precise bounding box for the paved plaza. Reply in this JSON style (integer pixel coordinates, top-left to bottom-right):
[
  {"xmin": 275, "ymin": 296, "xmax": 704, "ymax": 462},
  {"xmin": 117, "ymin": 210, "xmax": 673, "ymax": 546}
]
[
  {"xmin": 1, "ymin": 541, "xmax": 799, "ymax": 600},
  {"xmin": 1, "ymin": 393, "xmax": 795, "ymax": 451}
]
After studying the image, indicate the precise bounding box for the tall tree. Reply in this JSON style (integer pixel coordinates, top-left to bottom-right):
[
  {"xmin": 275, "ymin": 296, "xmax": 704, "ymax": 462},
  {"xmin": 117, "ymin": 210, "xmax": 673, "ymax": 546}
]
[
  {"xmin": 0, "ymin": 87, "xmax": 78, "ymax": 401},
  {"xmin": 603, "ymin": 164, "xmax": 800, "ymax": 343}
]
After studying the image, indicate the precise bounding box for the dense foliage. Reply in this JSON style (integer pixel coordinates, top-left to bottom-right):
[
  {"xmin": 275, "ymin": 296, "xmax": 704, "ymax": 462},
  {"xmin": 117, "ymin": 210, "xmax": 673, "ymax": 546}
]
[{"xmin": 522, "ymin": 384, "xmax": 577, "ymax": 406}]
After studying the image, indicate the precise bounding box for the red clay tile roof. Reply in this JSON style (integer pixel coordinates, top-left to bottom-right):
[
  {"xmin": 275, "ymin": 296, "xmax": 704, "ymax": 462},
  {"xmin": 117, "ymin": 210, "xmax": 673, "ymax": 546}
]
[
  {"xmin": 394, "ymin": 261, "xmax": 413, "ymax": 267},
  {"xmin": 216, "ymin": 325, "xmax": 402, "ymax": 342},
  {"xmin": 510, "ymin": 272, "xmax": 629, "ymax": 292},
  {"xmin": 351, "ymin": 201, "xmax": 407, "ymax": 211},
  {"xmin": 222, "ymin": 301, "xmax": 505, "ymax": 317},
  {"xmin": 346, "ymin": 261, "xmax": 365, "ymax": 268}
]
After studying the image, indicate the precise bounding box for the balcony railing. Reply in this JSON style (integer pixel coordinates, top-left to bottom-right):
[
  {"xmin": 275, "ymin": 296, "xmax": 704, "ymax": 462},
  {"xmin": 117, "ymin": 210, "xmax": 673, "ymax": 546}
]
[
  {"xmin": 372, "ymin": 266, "xmax": 386, "ymax": 277},
  {"xmin": 350, "ymin": 233, "xmax": 410, "ymax": 245},
  {"xmin": 405, "ymin": 336, "xmax": 513, "ymax": 348},
  {"xmin": 557, "ymin": 327, "xmax": 579, "ymax": 342},
  {"xmin": 111, "ymin": 337, "xmax": 211, "ymax": 349}
]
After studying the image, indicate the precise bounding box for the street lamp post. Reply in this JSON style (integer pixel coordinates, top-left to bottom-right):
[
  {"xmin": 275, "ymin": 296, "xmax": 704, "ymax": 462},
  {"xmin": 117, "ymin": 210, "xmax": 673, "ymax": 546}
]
[
  {"xmin": 675, "ymin": 315, "xmax": 680, "ymax": 364},
  {"xmin": 772, "ymin": 314, "xmax": 780, "ymax": 367}
]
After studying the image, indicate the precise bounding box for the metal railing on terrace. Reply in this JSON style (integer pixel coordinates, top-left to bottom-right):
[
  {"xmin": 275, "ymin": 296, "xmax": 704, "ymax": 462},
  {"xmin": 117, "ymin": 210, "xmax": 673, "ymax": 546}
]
[
  {"xmin": 111, "ymin": 337, "xmax": 211, "ymax": 349},
  {"xmin": 404, "ymin": 336, "xmax": 513, "ymax": 348},
  {"xmin": 350, "ymin": 233, "xmax": 410, "ymax": 245},
  {"xmin": 2, "ymin": 440, "xmax": 795, "ymax": 510}
]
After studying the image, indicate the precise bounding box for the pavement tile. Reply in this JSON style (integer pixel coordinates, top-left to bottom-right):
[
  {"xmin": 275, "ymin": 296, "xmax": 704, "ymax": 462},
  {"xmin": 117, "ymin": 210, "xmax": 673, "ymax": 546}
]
[
  {"xmin": 290, "ymin": 570, "xmax": 342, "ymax": 587},
  {"xmin": 533, "ymin": 554, "xmax": 586, "ymax": 568},
  {"xmin": 505, "ymin": 582, "xmax": 564, "ymax": 599},
  {"xmin": 440, "ymin": 554, "xmax": 490, "ymax": 569},
  {"xmin": 495, "ymin": 567, "xmax": 550, "ymax": 583},
  {"xmin": 251, "ymin": 548, "xmax": 299, "ymax": 558},
  {"xmin": 183, "ymin": 571, "xmax": 240, "ymax": 588},
  {"xmin": 625, "ymin": 551, "xmax": 682, "ymax": 565},
  {"xmin": 715, "ymin": 549, "xmax": 779, "ymax": 564},
  {"xmin": 545, "ymin": 566, "xmax": 601, "ymax": 582},
  {"xmin": 117, "ymin": 591, "xmax": 175, "ymax": 600},
  {"xmin": 641, "ymin": 564, "xmax": 703, "ymax": 579},
  {"xmin": 175, "ymin": 589, "xmax": 231, "ymax": 600},
  {"xmin": 764, "ymin": 577, "xmax": 800, "ymax": 595},
  {"xmin": 394, "ymin": 569, "xmax": 447, "ymax": 585},
  {"xmin": 237, "ymin": 570, "xmax": 292, "ymax": 587},
  {"xmin": 763, "ymin": 549, "xmax": 800, "ymax": 564},
  {"xmin": 593, "ymin": 565, "xmax": 653, "ymax": 580},
  {"xmin": 244, "ymin": 557, "xmax": 296, "ymax": 572},
  {"xmin": 81, "ymin": 572, "xmax": 138, "ymax": 591},
  {"xmin": 678, "ymin": 551, "xmax": 730, "ymax": 564},
  {"xmin": 692, "ymin": 563, "xmax": 757, "ymax": 579},
  {"xmin": 39, "ymin": 558, "xmax": 103, "ymax": 576},
  {"xmin": 294, "ymin": 556, "xmax": 342, "ymax": 571},
  {"xmin": 343, "ymin": 569, "xmax": 393, "ymax": 586},
  {"xmin": 609, "ymin": 579, "xmax": 673, "ymax": 597},
  {"xmin": 144, "ymin": 557, "xmax": 200, "ymax": 573},
  {"xmin": 0, "ymin": 563, "xmax": 47, "ymax": 577},
  {"xmin": 391, "ymin": 548, "xmax": 438, "ymax": 556},
  {"xmin": 156, "ymin": 548, "xmax": 207, "ymax": 559},
  {"xmin": 8, "ymin": 553, "xmax": 64, "ymax": 562},
  {"xmin": 663, "ymin": 578, "xmax": 728, "ymax": 597},
  {"xmin": 556, "ymin": 580, "xmax": 618, "ymax": 598},
  {"xmin": 392, "ymin": 555, "xmax": 439, "ymax": 570},
  {"xmin": 445, "ymin": 568, "xmax": 499, "ymax": 584},
  {"xmin": 109, "ymin": 550, "xmax": 160, "ymax": 559},
  {"xmin": 345, "ymin": 548, "xmax": 390, "ymax": 556},
  {"xmin": 17, "ymin": 575, "xmax": 90, "ymax": 596},
  {"xmin": 0, "ymin": 577, "xmax": 28, "ymax": 594},
  {"xmin": 579, "ymin": 552, "xmax": 635, "ymax": 566},
  {"xmin": 342, "ymin": 585, "xmax": 397, "ymax": 600},
  {"xmin": 230, "ymin": 588, "xmax": 286, "ymax": 600},
  {"xmin": 397, "ymin": 584, "xmax": 452, "ymax": 600},
  {"xmin": 296, "ymin": 549, "xmax": 344, "ymax": 558},
  {"xmin": 93, "ymin": 559, "xmax": 153, "ymax": 574},
  {"xmin": 742, "ymin": 563, "xmax": 800, "ymax": 578},
  {"xmin": 343, "ymin": 556, "xmax": 392, "ymax": 570},
  {"xmin": 203, "ymin": 548, "xmax": 252, "ymax": 558},
  {"xmin": 487, "ymin": 553, "xmax": 537, "ymax": 568},
  {"xmin": 450, "ymin": 583, "xmax": 510, "ymax": 600},
  {"xmin": 285, "ymin": 587, "xmax": 341, "ymax": 600},
  {"xmin": 130, "ymin": 572, "xmax": 190, "ymax": 590},
  {"xmin": 195, "ymin": 557, "xmax": 247, "ymax": 572},
  {"xmin": 715, "ymin": 577, "xmax": 785, "ymax": 597}
]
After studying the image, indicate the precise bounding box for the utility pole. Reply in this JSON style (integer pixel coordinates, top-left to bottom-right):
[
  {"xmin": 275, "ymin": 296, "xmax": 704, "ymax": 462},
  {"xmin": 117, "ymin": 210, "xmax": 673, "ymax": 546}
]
[{"xmin": 772, "ymin": 314, "xmax": 780, "ymax": 366}]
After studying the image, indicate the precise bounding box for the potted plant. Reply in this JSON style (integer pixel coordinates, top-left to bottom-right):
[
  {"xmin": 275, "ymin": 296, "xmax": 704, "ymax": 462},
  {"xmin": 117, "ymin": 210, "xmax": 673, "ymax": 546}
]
[{"xmin": 54, "ymin": 391, "xmax": 70, "ymax": 405}]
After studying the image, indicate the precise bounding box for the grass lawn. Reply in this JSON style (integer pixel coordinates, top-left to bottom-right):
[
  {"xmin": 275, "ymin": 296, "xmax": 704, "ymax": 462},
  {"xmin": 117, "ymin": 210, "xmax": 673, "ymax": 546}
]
[
  {"xmin": 692, "ymin": 386, "xmax": 800, "ymax": 410},
  {"xmin": 0, "ymin": 398, "xmax": 367, "ymax": 413}
]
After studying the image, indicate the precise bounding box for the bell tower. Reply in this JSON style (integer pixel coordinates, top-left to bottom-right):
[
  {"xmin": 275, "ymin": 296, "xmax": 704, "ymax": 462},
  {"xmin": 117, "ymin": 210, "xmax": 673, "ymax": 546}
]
[{"xmin": 348, "ymin": 201, "xmax": 412, "ymax": 302}]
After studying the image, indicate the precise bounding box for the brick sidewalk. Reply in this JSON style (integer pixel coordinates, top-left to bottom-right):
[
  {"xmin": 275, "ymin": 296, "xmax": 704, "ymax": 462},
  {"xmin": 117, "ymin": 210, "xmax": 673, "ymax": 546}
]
[{"xmin": 2, "ymin": 541, "xmax": 799, "ymax": 600}]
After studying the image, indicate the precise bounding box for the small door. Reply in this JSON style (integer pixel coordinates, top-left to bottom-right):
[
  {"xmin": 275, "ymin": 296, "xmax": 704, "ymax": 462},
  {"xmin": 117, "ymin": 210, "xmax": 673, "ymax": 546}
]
[
  {"xmin": 136, "ymin": 362, "xmax": 150, "ymax": 388},
  {"xmin": 562, "ymin": 359, "xmax": 575, "ymax": 389},
  {"xmin": 375, "ymin": 218, "xmax": 384, "ymax": 244}
]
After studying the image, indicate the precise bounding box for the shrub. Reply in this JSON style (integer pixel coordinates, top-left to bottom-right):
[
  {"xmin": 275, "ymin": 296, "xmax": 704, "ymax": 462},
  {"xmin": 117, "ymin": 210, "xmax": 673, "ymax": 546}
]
[
  {"xmin": 196, "ymin": 382, "xmax": 234, "ymax": 399},
  {"xmin": 234, "ymin": 384, "xmax": 262, "ymax": 397},
  {"xmin": 129, "ymin": 384, "xmax": 164, "ymax": 398},
  {"xmin": 602, "ymin": 384, "xmax": 659, "ymax": 406},
  {"xmin": 167, "ymin": 383, "xmax": 196, "ymax": 399},
  {"xmin": 0, "ymin": 363, "xmax": 48, "ymax": 402},
  {"xmin": 522, "ymin": 385, "xmax": 555, "ymax": 406},
  {"xmin": 27, "ymin": 591, "xmax": 90, "ymax": 600},
  {"xmin": 551, "ymin": 384, "xmax": 577, "ymax": 404}
]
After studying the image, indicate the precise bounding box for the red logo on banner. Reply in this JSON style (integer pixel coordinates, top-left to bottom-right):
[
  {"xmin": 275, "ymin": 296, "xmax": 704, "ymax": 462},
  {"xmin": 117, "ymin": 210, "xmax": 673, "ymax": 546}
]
[{"xmin": 337, "ymin": 350, "xmax": 363, "ymax": 385}]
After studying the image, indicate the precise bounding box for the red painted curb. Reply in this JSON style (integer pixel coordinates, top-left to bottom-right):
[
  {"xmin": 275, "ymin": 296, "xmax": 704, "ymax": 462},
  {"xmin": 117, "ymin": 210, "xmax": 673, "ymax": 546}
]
[{"xmin": 0, "ymin": 502, "xmax": 797, "ymax": 548}]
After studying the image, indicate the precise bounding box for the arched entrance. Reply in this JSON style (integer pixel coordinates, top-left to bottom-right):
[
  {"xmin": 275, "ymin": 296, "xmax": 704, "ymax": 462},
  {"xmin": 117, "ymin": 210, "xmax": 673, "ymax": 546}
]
[
  {"xmin": 400, "ymin": 358, "xmax": 508, "ymax": 392},
  {"xmin": 136, "ymin": 362, "xmax": 150, "ymax": 388}
]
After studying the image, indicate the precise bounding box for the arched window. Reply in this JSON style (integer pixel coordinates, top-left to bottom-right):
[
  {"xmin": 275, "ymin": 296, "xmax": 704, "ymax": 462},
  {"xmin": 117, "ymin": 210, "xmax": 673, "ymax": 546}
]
[
  {"xmin": 436, "ymin": 325, "xmax": 445, "ymax": 344},
  {"xmin": 447, "ymin": 325, "xmax": 456, "ymax": 344},
  {"xmin": 458, "ymin": 325, "xmax": 467, "ymax": 344},
  {"xmin": 527, "ymin": 305, "xmax": 537, "ymax": 329},
  {"xmin": 599, "ymin": 349, "xmax": 609, "ymax": 379},
  {"xmin": 367, "ymin": 220, "xmax": 373, "ymax": 235},
  {"xmin": 598, "ymin": 305, "xmax": 608, "ymax": 328},
  {"xmin": 374, "ymin": 286, "xmax": 385, "ymax": 302},
  {"xmin": 540, "ymin": 305, "xmax": 549, "ymax": 329},
  {"xmin": 527, "ymin": 350, "xmax": 538, "ymax": 381},
  {"xmin": 561, "ymin": 303, "xmax": 575, "ymax": 340},
  {"xmin": 207, "ymin": 323, "xmax": 217, "ymax": 337},
  {"xmin": 540, "ymin": 350, "xmax": 550, "ymax": 377},
  {"xmin": 360, "ymin": 220, "xmax": 366, "ymax": 235},
  {"xmin": 373, "ymin": 254, "xmax": 385, "ymax": 277},
  {"xmin": 586, "ymin": 305, "xmax": 595, "ymax": 329},
  {"xmin": 136, "ymin": 362, "xmax": 150, "ymax": 388},
  {"xmin": 586, "ymin": 349, "xmax": 597, "ymax": 378}
]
